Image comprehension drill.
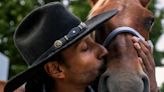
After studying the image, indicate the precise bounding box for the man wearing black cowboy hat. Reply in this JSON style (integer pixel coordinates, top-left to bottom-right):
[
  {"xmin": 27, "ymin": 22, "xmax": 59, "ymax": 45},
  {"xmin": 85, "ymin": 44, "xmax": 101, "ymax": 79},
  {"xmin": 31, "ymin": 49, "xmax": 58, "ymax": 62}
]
[
  {"xmin": 4, "ymin": 2, "xmax": 118, "ymax": 92},
  {"xmin": 4, "ymin": 1, "xmax": 157, "ymax": 92}
]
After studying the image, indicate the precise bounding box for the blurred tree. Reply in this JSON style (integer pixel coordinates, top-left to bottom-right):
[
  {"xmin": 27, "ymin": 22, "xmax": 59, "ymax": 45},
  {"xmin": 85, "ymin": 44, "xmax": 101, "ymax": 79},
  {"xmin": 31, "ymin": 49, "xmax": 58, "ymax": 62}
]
[
  {"xmin": 0, "ymin": 0, "xmax": 163, "ymax": 79},
  {"xmin": 70, "ymin": 0, "xmax": 90, "ymax": 21},
  {"xmin": 149, "ymin": 0, "xmax": 164, "ymax": 66},
  {"xmin": 161, "ymin": 83, "xmax": 164, "ymax": 92},
  {"xmin": 0, "ymin": 0, "xmax": 41, "ymax": 78}
]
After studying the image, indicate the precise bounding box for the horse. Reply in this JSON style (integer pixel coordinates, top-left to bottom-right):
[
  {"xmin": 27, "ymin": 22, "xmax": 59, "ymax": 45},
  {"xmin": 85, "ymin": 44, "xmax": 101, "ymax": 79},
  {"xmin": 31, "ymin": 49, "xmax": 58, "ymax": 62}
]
[
  {"xmin": 0, "ymin": 80, "xmax": 24, "ymax": 92},
  {"xmin": 88, "ymin": 0, "xmax": 155, "ymax": 92}
]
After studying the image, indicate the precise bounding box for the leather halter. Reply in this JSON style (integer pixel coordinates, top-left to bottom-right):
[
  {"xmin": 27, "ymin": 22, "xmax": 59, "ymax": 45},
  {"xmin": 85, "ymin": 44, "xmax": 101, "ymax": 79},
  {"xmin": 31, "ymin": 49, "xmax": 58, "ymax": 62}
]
[{"xmin": 103, "ymin": 27, "xmax": 153, "ymax": 49}]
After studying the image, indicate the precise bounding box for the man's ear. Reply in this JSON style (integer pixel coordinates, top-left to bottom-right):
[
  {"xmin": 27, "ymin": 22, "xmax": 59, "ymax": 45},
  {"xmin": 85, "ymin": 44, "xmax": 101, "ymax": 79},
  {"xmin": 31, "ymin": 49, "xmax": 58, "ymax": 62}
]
[
  {"xmin": 88, "ymin": 0, "xmax": 99, "ymax": 6},
  {"xmin": 44, "ymin": 61, "xmax": 65, "ymax": 79}
]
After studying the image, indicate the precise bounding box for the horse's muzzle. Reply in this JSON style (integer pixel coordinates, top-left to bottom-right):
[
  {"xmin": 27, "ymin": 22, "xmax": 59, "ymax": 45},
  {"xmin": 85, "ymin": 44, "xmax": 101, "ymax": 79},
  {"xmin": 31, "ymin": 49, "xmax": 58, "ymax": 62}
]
[{"xmin": 98, "ymin": 70, "xmax": 150, "ymax": 92}]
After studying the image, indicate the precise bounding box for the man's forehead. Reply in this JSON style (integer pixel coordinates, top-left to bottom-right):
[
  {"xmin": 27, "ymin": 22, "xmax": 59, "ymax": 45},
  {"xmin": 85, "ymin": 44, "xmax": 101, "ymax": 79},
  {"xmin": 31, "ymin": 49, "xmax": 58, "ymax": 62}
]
[
  {"xmin": 62, "ymin": 34, "xmax": 92, "ymax": 52},
  {"xmin": 74, "ymin": 34, "xmax": 92, "ymax": 46}
]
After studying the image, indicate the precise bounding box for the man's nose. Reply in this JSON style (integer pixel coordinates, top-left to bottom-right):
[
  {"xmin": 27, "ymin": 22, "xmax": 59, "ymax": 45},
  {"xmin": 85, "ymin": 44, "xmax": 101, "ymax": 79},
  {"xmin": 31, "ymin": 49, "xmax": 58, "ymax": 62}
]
[{"xmin": 96, "ymin": 44, "xmax": 108, "ymax": 60}]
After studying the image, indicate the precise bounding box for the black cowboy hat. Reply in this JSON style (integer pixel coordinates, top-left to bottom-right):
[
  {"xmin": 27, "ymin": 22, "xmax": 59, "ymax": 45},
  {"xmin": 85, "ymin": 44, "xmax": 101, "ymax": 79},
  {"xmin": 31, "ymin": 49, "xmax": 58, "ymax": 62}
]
[{"xmin": 4, "ymin": 2, "xmax": 118, "ymax": 92}]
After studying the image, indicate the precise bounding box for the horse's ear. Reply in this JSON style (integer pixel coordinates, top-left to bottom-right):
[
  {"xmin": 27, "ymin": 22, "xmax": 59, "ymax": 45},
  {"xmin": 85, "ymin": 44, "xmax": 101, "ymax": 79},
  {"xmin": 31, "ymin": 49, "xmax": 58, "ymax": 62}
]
[
  {"xmin": 88, "ymin": 0, "xmax": 99, "ymax": 6},
  {"xmin": 139, "ymin": 0, "xmax": 151, "ymax": 7}
]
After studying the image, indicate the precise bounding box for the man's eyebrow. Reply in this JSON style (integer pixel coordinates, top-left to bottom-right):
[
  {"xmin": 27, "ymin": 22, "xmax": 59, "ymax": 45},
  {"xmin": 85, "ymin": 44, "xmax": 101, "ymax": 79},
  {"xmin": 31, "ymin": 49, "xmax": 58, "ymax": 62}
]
[
  {"xmin": 72, "ymin": 39, "xmax": 83, "ymax": 49},
  {"xmin": 73, "ymin": 34, "xmax": 91, "ymax": 49},
  {"xmin": 73, "ymin": 37, "xmax": 88, "ymax": 49}
]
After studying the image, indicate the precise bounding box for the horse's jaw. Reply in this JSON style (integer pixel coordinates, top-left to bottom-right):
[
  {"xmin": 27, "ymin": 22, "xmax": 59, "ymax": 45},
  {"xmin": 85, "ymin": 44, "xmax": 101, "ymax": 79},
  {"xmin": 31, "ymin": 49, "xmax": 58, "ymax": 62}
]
[{"xmin": 98, "ymin": 34, "xmax": 150, "ymax": 92}]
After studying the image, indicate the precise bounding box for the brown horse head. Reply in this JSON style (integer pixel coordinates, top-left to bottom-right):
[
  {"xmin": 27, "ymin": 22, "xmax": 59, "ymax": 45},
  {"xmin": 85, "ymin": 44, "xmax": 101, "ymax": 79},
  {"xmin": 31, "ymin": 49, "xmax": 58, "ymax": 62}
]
[
  {"xmin": 88, "ymin": 0, "xmax": 154, "ymax": 92},
  {"xmin": 88, "ymin": 0, "xmax": 154, "ymax": 42}
]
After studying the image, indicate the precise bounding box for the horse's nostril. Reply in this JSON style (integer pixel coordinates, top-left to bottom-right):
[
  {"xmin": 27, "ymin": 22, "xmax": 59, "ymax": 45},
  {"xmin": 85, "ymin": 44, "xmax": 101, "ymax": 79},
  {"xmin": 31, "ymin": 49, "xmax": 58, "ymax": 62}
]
[{"xmin": 142, "ymin": 76, "xmax": 150, "ymax": 92}]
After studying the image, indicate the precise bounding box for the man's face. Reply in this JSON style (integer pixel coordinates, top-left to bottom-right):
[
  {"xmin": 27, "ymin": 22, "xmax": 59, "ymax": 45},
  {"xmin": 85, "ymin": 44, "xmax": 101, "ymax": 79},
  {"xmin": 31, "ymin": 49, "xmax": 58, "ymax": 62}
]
[{"xmin": 61, "ymin": 35, "xmax": 107, "ymax": 85}]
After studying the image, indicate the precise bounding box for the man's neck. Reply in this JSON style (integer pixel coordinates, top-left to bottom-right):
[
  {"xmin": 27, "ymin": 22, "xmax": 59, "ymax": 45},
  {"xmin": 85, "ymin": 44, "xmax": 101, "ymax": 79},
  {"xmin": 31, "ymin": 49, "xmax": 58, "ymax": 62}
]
[{"xmin": 52, "ymin": 80, "xmax": 89, "ymax": 92}]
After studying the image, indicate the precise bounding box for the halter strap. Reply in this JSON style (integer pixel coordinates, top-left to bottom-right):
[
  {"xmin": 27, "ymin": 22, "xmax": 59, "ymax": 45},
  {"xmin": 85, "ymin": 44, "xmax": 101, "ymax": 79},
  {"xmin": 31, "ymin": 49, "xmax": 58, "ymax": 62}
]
[
  {"xmin": 103, "ymin": 26, "xmax": 153, "ymax": 51},
  {"xmin": 103, "ymin": 27, "xmax": 145, "ymax": 47}
]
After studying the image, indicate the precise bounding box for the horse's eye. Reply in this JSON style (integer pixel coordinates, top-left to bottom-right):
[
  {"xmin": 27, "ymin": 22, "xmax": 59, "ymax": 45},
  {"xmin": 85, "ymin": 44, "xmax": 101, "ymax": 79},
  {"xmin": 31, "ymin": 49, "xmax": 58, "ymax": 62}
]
[
  {"xmin": 148, "ymin": 17, "xmax": 154, "ymax": 25},
  {"xmin": 143, "ymin": 16, "xmax": 155, "ymax": 30}
]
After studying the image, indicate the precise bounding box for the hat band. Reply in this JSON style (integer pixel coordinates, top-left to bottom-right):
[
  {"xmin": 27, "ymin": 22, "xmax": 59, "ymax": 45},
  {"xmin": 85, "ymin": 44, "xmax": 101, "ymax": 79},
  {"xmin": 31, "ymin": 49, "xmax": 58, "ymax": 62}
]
[{"xmin": 54, "ymin": 22, "xmax": 87, "ymax": 48}]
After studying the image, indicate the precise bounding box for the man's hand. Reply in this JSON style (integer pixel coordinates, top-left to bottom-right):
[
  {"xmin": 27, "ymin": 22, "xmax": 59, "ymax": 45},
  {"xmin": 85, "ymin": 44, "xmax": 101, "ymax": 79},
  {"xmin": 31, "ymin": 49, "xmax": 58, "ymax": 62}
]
[{"xmin": 132, "ymin": 36, "xmax": 159, "ymax": 92}]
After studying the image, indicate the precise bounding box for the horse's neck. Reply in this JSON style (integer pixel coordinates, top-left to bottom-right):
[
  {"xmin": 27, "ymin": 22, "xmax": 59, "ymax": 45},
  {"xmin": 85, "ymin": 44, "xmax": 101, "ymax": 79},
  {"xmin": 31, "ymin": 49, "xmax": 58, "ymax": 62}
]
[{"xmin": 106, "ymin": 34, "xmax": 138, "ymax": 61}]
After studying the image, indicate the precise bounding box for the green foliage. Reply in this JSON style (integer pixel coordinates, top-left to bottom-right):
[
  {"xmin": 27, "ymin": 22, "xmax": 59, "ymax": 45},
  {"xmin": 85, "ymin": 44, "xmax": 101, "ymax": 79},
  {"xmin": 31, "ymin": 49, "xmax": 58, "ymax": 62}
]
[
  {"xmin": 0, "ymin": 0, "xmax": 41, "ymax": 78},
  {"xmin": 161, "ymin": 83, "xmax": 164, "ymax": 92},
  {"xmin": 149, "ymin": 0, "xmax": 164, "ymax": 66},
  {"xmin": 70, "ymin": 0, "xmax": 91, "ymax": 21}
]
